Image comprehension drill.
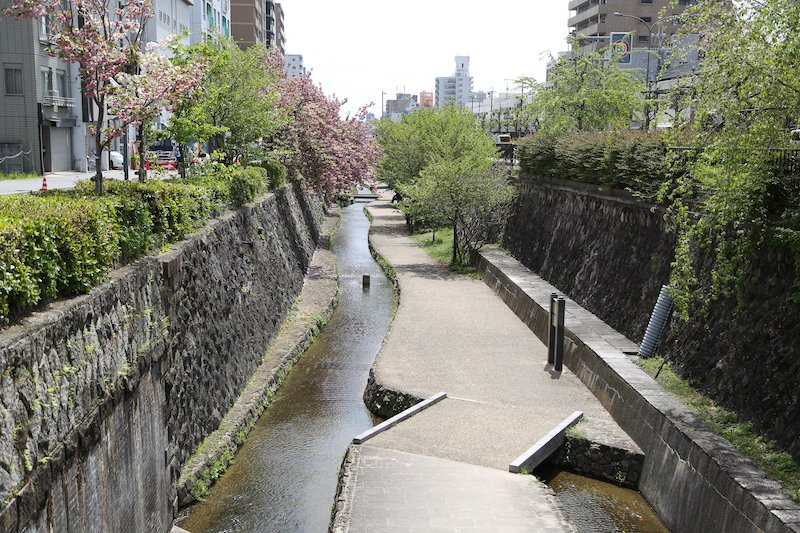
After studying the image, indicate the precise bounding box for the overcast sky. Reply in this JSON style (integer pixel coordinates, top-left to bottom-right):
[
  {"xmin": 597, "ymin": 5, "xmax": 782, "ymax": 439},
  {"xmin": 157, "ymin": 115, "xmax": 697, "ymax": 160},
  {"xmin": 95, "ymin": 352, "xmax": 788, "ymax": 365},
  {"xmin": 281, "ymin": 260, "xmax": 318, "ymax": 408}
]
[{"xmin": 284, "ymin": 1, "xmax": 570, "ymax": 117}]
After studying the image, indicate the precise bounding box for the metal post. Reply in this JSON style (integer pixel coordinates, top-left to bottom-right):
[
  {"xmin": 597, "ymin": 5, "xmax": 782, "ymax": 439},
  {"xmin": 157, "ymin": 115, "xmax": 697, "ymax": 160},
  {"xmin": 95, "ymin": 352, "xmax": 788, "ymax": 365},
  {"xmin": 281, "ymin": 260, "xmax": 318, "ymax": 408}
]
[
  {"xmin": 547, "ymin": 292, "xmax": 558, "ymax": 364},
  {"xmin": 554, "ymin": 297, "xmax": 566, "ymax": 372}
]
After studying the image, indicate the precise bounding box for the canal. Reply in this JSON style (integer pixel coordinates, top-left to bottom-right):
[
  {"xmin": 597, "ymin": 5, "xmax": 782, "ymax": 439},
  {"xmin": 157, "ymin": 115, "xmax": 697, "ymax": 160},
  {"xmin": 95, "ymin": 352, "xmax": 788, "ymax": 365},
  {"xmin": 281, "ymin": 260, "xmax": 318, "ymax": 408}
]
[
  {"xmin": 177, "ymin": 198, "xmax": 667, "ymax": 533},
  {"xmin": 177, "ymin": 201, "xmax": 394, "ymax": 532}
]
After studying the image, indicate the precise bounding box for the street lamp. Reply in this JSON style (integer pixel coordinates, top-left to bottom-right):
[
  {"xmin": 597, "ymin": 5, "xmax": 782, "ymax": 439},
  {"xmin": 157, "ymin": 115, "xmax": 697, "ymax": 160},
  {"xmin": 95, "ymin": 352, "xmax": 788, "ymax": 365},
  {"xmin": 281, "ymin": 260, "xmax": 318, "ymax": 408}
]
[{"xmin": 613, "ymin": 11, "xmax": 683, "ymax": 130}]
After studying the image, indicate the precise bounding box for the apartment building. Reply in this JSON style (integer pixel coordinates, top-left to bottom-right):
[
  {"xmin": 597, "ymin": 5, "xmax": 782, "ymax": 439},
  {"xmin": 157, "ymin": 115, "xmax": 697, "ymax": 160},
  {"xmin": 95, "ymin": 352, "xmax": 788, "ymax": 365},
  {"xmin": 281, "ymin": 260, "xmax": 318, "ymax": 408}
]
[
  {"xmin": 274, "ymin": 3, "xmax": 285, "ymax": 55},
  {"xmin": 0, "ymin": 10, "xmax": 86, "ymax": 174},
  {"xmin": 192, "ymin": 0, "xmax": 232, "ymax": 42},
  {"xmin": 570, "ymin": 0, "xmax": 690, "ymax": 52},
  {"xmin": 285, "ymin": 54, "xmax": 306, "ymax": 79},
  {"xmin": 435, "ymin": 56, "xmax": 473, "ymax": 109},
  {"xmin": 231, "ymin": 0, "xmax": 265, "ymax": 47}
]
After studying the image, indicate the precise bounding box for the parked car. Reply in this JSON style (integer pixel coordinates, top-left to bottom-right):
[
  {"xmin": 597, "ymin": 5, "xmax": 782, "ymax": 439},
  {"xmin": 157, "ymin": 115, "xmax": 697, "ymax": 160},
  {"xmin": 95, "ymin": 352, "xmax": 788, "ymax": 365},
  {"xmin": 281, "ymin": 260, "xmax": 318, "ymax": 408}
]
[{"xmin": 109, "ymin": 151, "xmax": 124, "ymax": 169}]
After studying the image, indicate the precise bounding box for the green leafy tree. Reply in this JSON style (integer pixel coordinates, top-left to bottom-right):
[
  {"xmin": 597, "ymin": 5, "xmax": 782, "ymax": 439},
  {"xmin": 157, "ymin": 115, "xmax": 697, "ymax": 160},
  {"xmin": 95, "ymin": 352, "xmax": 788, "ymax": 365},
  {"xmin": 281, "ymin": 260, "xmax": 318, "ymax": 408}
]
[
  {"xmin": 663, "ymin": 0, "xmax": 800, "ymax": 316},
  {"xmin": 518, "ymin": 37, "xmax": 644, "ymax": 134},
  {"xmin": 377, "ymin": 106, "xmax": 514, "ymax": 264},
  {"xmin": 167, "ymin": 36, "xmax": 287, "ymax": 164},
  {"xmin": 376, "ymin": 105, "xmax": 499, "ymax": 189}
]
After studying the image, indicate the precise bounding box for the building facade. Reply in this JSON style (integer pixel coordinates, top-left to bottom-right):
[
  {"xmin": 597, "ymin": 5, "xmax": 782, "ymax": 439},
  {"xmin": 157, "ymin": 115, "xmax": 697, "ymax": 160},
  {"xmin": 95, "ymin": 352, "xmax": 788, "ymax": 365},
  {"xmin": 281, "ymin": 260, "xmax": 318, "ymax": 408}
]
[
  {"xmin": 274, "ymin": 3, "xmax": 285, "ymax": 55},
  {"xmin": 385, "ymin": 93, "xmax": 418, "ymax": 121},
  {"xmin": 284, "ymin": 54, "xmax": 306, "ymax": 78},
  {"xmin": 191, "ymin": 0, "xmax": 231, "ymax": 43},
  {"xmin": 569, "ymin": 0, "xmax": 691, "ymax": 54},
  {"xmin": 231, "ymin": 0, "xmax": 265, "ymax": 47},
  {"xmin": 419, "ymin": 90, "xmax": 434, "ymax": 108},
  {"xmin": 0, "ymin": 8, "xmax": 86, "ymax": 174},
  {"xmin": 435, "ymin": 56, "xmax": 473, "ymax": 108}
]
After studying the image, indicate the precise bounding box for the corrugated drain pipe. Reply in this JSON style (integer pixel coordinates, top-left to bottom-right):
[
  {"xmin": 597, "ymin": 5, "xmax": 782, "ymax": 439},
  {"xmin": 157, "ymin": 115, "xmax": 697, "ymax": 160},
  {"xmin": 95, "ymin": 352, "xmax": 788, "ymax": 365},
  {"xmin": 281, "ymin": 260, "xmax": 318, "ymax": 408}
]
[{"xmin": 639, "ymin": 284, "xmax": 674, "ymax": 359}]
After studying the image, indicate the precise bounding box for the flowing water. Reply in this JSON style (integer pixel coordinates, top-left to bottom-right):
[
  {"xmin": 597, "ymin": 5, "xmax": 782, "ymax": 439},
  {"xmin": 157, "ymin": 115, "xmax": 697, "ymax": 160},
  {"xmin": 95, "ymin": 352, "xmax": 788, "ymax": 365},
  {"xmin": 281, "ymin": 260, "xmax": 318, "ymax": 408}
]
[
  {"xmin": 537, "ymin": 465, "xmax": 669, "ymax": 533},
  {"xmin": 177, "ymin": 201, "xmax": 394, "ymax": 533}
]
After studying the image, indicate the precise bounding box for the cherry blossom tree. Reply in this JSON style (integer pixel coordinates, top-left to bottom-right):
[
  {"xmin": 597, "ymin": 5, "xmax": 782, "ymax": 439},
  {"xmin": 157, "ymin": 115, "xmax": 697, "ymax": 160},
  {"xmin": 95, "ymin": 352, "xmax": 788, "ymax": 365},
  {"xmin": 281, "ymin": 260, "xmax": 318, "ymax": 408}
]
[
  {"xmin": 266, "ymin": 48, "xmax": 381, "ymax": 198},
  {"xmin": 107, "ymin": 38, "xmax": 207, "ymax": 181},
  {"xmin": 6, "ymin": 0, "xmax": 204, "ymax": 191}
]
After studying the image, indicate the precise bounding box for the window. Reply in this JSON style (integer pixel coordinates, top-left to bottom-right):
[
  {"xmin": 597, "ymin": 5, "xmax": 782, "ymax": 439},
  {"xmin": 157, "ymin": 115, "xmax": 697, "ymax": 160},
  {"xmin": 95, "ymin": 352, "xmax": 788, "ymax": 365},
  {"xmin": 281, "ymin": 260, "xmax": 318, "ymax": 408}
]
[
  {"xmin": 640, "ymin": 0, "xmax": 652, "ymax": 3},
  {"xmin": 641, "ymin": 16, "xmax": 652, "ymax": 22},
  {"xmin": 4, "ymin": 66, "xmax": 23, "ymax": 95},
  {"xmin": 638, "ymin": 35, "xmax": 650, "ymax": 43},
  {"xmin": 56, "ymin": 69, "xmax": 68, "ymax": 97},
  {"xmin": 41, "ymin": 68, "xmax": 53, "ymax": 94}
]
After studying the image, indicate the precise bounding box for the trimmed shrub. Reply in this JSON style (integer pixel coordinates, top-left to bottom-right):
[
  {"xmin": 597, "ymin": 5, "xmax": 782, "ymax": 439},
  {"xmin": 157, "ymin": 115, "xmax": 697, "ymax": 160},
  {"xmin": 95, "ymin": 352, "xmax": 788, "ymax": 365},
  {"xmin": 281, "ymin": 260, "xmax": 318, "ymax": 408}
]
[
  {"xmin": 230, "ymin": 167, "xmax": 266, "ymax": 206},
  {"xmin": 517, "ymin": 131, "xmax": 671, "ymax": 196},
  {"xmin": 262, "ymin": 159, "xmax": 287, "ymax": 190},
  {"xmin": 0, "ymin": 221, "xmax": 42, "ymax": 320},
  {"xmin": 81, "ymin": 180, "xmax": 215, "ymax": 244},
  {"xmin": 0, "ymin": 195, "xmax": 120, "ymax": 322}
]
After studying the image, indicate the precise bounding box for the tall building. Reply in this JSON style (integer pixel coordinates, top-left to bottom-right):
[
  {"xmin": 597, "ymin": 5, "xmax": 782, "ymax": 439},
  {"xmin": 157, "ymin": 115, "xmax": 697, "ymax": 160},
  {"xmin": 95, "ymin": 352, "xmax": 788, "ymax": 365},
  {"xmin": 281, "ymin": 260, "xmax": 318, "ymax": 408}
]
[
  {"xmin": 231, "ymin": 0, "xmax": 265, "ymax": 47},
  {"xmin": 0, "ymin": 11, "xmax": 87, "ymax": 173},
  {"xmin": 274, "ymin": 3, "xmax": 285, "ymax": 55},
  {"xmin": 284, "ymin": 54, "xmax": 306, "ymax": 78},
  {"xmin": 191, "ymin": 0, "xmax": 232, "ymax": 43},
  {"xmin": 264, "ymin": 0, "xmax": 276, "ymax": 47},
  {"xmin": 569, "ymin": 0, "xmax": 691, "ymax": 53},
  {"xmin": 435, "ymin": 56, "xmax": 473, "ymax": 108}
]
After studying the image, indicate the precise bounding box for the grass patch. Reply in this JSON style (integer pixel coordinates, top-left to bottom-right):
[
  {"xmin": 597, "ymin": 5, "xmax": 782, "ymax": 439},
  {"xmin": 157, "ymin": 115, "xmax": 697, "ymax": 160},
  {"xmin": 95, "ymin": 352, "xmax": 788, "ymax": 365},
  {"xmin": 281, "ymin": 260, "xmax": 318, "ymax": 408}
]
[
  {"xmin": 0, "ymin": 172, "xmax": 40, "ymax": 181},
  {"xmin": 637, "ymin": 357, "xmax": 800, "ymax": 501},
  {"xmin": 408, "ymin": 227, "xmax": 479, "ymax": 277}
]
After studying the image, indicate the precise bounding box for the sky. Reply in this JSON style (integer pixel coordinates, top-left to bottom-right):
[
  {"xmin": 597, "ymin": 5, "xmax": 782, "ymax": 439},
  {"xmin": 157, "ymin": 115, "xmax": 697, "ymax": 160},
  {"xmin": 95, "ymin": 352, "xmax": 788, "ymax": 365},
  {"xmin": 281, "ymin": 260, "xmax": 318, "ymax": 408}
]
[{"xmin": 284, "ymin": 1, "xmax": 570, "ymax": 117}]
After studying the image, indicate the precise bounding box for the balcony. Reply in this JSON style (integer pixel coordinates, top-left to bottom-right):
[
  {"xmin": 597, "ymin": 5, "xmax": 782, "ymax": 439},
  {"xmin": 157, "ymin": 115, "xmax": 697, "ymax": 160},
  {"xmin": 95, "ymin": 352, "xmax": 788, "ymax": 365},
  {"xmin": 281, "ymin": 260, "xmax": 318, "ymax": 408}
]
[
  {"xmin": 568, "ymin": 0, "xmax": 590, "ymax": 11},
  {"xmin": 568, "ymin": 3, "xmax": 602, "ymax": 28},
  {"xmin": 42, "ymin": 91, "xmax": 75, "ymax": 110}
]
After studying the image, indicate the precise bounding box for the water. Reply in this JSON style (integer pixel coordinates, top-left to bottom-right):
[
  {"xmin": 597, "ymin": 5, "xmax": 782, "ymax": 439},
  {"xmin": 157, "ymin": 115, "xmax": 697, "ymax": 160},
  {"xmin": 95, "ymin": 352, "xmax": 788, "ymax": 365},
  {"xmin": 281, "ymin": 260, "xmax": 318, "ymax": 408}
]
[
  {"xmin": 537, "ymin": 465, "xmax": 669, "ymax": 533},
  {"xmin": 177, "ymin": 202, "xmax": 394, "ymax": 533}
]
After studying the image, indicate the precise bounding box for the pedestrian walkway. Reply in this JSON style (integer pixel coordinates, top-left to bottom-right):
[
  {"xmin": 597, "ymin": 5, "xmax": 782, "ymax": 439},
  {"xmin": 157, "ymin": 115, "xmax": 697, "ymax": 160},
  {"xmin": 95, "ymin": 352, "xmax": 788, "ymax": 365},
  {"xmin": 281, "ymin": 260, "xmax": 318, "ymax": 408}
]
[
  {"xmin": 333, "ymin": 188, "xmax": 641, "ymax": 532},
  {"xmin": 0, "ymin": 169, "xmax": 163, "ymax": 195}
]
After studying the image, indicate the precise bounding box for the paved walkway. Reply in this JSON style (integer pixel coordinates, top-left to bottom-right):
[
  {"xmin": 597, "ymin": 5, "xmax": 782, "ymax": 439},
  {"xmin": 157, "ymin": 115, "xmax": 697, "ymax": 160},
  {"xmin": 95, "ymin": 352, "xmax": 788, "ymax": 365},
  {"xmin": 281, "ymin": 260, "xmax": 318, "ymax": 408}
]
[
  {"xmin": 333, "ymin": 188, "xmax": 641, "ymax": 532},
  {"xmin": 0, "ymin": 169, "xmax": 168, "ymax": 195}
]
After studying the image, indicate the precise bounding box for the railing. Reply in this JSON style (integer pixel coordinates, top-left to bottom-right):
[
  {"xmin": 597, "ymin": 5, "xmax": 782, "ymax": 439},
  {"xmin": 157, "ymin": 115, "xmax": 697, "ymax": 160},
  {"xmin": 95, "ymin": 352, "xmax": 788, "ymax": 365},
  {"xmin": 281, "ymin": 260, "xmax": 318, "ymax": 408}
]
[
  {"xmin": 669, "ymin": 147, "xmax": 800, "ymax": 177},
  {"xmin": 42, "ymin": 92, "xmax": 76, "ymax": 110}
]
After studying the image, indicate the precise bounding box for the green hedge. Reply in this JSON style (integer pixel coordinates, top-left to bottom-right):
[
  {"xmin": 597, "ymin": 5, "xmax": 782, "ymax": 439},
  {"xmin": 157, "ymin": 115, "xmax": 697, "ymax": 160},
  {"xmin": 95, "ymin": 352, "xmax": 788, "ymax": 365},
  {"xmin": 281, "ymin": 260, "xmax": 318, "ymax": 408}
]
[
  {"xmin": 517, "ymin": 131, "xmax": 673, "ymax": 195},
  {"xmin": 0, "ymin": 195, "xmax": 120, "ymax": 320},
  {"xmin": 0, "ymin": 164, "xmax": 271, "ymax": 325}
]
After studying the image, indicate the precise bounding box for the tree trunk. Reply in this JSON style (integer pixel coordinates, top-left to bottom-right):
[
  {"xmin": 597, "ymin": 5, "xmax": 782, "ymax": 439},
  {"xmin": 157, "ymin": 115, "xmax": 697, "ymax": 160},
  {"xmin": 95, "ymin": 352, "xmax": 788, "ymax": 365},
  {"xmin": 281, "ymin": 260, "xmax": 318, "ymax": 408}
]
[
  {"xmin": 94, "ymin": 103, "xmax": 104, "ymax": 194},
  {"xmin": 137, "ymin": 123, "xmax": 148, "ymax": 183},
  {"xmin": 451, "ymin": 218, "xmax": 458, "ymax": 265}
]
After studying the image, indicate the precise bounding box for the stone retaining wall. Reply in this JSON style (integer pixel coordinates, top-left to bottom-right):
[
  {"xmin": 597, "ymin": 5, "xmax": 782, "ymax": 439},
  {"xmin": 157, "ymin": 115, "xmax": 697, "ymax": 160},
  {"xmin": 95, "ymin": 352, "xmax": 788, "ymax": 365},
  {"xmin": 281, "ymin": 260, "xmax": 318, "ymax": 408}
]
[
  {"xmin": 546, "ymin": 436, "xmax": 644, "ymax": 489},
  {"xmin": 0, "ymin": 183, "xmax": 322, "ymax": 533}
]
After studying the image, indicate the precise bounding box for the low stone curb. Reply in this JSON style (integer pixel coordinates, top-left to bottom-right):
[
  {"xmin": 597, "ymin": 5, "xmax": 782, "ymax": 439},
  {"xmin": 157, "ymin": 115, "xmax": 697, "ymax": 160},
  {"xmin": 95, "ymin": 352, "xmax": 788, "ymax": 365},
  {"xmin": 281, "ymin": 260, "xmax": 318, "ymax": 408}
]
[
  {"xmin": 329, "ymin": 444, "xmax": 360, "ymax": 533},
  {"xmin": 175, "ymin": 210, "xmax": 341, "ymax": 508}
]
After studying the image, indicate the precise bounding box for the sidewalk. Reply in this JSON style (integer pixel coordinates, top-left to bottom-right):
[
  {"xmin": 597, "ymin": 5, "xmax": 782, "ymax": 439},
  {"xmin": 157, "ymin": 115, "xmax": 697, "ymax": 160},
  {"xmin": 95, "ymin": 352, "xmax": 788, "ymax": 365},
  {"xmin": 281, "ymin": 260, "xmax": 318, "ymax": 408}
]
[
  {"xmin": 332, "ymin": 189, "xmax": 641, "ymax": 532},
  {"xmin": 0, "ymin": 169, "xmax": 157, "ymax": 195}
]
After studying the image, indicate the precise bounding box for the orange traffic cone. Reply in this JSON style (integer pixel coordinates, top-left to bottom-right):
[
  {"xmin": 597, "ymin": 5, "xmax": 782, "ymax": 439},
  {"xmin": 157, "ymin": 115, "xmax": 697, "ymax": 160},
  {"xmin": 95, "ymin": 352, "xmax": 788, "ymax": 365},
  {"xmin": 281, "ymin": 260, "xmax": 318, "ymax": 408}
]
[{"xmin": 41, "ymin": 175, "xmax": 48, "ymax": 192}]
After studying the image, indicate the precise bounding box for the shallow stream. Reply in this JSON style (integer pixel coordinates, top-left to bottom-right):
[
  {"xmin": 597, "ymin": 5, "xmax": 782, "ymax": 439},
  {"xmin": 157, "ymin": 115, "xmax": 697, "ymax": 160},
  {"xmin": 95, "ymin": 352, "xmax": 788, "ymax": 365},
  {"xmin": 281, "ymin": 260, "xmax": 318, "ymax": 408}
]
[{"xmin": 177, "ymin": 201, "xmax": 394, "ymax": 532}]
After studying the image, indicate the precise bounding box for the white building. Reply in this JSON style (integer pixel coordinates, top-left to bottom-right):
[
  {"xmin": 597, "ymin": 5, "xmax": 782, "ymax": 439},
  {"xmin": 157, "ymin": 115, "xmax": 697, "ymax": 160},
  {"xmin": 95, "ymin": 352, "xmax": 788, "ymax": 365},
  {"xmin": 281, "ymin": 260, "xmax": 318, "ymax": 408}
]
[
  {"xmin": 284, "ymin": 54, "xmax": 306, "ymax": 78},
  {"xmin": 191, "ymin": 0, "xmax": 232, "ymax": 43},
  {"xmin": 435, "ymin": 56, "xmax": 473, "ymax": 108}
]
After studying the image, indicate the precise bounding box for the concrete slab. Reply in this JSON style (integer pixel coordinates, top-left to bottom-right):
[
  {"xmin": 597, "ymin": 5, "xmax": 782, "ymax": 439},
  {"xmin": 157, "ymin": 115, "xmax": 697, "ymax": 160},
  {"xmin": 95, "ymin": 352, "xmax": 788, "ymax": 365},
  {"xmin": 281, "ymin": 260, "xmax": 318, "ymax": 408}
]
[{"xmin": 343, "ymin": 445, "xmax": 575, "ymax": 533}]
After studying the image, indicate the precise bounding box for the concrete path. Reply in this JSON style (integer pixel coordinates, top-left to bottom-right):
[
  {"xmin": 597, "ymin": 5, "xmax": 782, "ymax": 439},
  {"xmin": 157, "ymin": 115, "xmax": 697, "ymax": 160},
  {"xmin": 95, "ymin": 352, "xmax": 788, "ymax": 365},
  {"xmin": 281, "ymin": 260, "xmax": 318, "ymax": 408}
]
[{"xmin": 332, "ymin": 188, "xmax": 641, "ymax": 531}]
